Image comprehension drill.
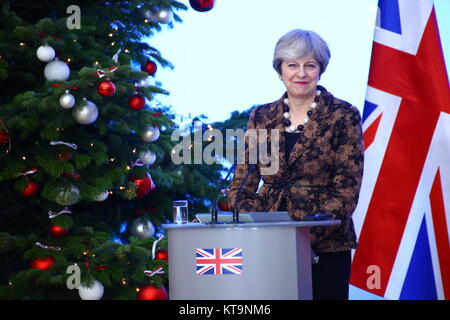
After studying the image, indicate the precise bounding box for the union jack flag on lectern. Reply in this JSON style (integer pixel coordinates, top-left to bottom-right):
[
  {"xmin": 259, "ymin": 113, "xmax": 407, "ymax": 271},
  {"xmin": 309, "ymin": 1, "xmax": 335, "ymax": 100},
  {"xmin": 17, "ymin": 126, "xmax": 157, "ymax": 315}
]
[
  {"xmin": 196, "ymin": 248, "xmax": 243, "ymax": 275},
  {"xmin": 350, "ymin": 0, "xmax": 450, "ymax": 299}
]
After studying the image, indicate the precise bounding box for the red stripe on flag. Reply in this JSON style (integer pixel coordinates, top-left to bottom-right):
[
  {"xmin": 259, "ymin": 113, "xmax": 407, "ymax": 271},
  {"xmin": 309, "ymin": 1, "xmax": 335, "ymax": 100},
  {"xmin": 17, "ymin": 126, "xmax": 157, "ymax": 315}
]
[
  {"xmin": 363, "ymin": 114, "xmax": 382, "ymax": 149},
  {"xmin": 430, "ymin": 169, "xmax": 450, "ymax": 299},
  {"xmin": 214, "ymin": 248, "xmax": 221, "ymax": 275},
  {"xmin": 197, "ymin": 258, "xmax": 243, "ymax": 264}
]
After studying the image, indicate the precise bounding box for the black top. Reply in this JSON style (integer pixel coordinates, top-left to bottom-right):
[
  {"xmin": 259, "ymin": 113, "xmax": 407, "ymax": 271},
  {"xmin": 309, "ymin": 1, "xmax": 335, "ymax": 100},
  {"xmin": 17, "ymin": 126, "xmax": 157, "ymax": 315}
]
[
  {"xmin": 284, "ymin": 132, "xmax": 301, "ymax": 160},
  {"xmin": 280, "ymin": 132, "xmax": 301, "ymax": 211}
]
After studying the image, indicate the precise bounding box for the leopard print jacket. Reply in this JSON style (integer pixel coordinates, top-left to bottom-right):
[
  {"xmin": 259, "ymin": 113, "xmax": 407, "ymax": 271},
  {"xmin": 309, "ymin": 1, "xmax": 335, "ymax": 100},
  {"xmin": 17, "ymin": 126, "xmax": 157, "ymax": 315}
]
[{"xmin": 228, "ymin": 85, "xmax": 364, "ymax": 252}]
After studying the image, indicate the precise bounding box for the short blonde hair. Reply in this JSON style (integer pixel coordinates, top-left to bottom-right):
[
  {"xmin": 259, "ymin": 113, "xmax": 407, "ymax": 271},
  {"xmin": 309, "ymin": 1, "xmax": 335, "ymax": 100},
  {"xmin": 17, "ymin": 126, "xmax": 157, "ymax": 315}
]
[{"xmin": 273, "ymin": 29, "xmax": 330, "ymax": 76}]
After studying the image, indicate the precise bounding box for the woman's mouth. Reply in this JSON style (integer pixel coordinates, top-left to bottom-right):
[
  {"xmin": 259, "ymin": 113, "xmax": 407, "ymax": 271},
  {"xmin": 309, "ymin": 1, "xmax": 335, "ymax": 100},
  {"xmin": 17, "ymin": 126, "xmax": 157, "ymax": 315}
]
[{"xmin": 294, "ymin": 81, "xmax": 309, "ymax": 85}]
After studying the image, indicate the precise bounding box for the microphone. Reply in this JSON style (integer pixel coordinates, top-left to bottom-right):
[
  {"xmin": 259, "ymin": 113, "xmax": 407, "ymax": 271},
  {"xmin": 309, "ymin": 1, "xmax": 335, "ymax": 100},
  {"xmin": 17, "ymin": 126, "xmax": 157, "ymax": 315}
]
[
  {"xmin": 233, "ymin": 164, "xmax": 256, "ymax": 223},
  {"xmin": 209, "ymin": 163, "xmax": 236, "ymax": 224}
]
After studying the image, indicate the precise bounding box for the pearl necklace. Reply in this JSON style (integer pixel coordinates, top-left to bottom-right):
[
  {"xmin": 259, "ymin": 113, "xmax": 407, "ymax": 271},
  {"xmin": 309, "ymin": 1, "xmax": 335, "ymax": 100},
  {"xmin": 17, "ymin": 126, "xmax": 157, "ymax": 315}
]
[{"xmin": 283, "ymin": 89, "xmax": 321, "ymax": 133}]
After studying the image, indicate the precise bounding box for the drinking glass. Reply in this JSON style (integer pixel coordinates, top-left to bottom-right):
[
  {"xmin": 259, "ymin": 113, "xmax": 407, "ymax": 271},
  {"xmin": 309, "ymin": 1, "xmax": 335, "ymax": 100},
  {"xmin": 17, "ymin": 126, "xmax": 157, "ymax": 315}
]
[{"xmin": 173, "ymin": 200, "xmax": 188, "ymax": 224}]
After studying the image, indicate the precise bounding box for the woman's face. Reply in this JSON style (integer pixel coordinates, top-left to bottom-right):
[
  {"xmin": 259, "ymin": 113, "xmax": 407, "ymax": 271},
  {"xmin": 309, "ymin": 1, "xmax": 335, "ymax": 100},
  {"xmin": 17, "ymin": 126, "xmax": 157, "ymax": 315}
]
[{"xmin": 280, "ymin": 56, "xmax": 321, "ymax": 100}]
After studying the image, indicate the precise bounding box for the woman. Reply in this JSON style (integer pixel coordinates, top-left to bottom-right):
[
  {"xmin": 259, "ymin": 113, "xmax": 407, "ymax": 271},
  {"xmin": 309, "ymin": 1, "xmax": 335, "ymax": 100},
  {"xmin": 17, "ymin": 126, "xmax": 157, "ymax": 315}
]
[{"xmin": 228, "ymin": 29, "xmax": 364, "ymax": 300}]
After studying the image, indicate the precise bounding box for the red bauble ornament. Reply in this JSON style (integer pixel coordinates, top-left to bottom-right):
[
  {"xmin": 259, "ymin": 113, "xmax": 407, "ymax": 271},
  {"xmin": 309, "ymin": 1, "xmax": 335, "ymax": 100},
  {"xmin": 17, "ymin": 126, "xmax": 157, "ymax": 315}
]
[
  {"xmin": 0, "ymin": 130, "xmax": 8, "ymax": 144},
  {"xmin": 58, "ymin": 151, "xmax": 72, "ymax": 161},
  {"xmin": 137, "ymin": 285, "xmax": 168, "ymax": 300},
  {"xmin": 128, "ymin": 93, "xmax": 146, "ymax": 110},
  {"xmin": 218, "ymin": 200, "xmax": 230, "ymax": 212},
  {"xmin": 97, "ymin": 80, "xmax": 116, "ymax": 96},
  {"xmin": 189, "ymin": 0, "xmax": 215, "ymax": 12},
  {"xmin": 155, "ymin": 249, "xmax": 169, "ymax": 262},
  {"xmin": 50, "ymin": 225, "xmax": 70, "ymax": 238},
  {"xmin": 30, "ymin": 257, "xmax": 55, "ymax": 270},
  {"xmin": 129, "ymin": 172, "xmax": 156, "ymax": 199},
  {"xmin": 21, "ymin": 180, "xmax": 39, "ymax": 197},
  {"xmin": 141, "ymin": 60, "xmax": 157, "ymax": 76}
]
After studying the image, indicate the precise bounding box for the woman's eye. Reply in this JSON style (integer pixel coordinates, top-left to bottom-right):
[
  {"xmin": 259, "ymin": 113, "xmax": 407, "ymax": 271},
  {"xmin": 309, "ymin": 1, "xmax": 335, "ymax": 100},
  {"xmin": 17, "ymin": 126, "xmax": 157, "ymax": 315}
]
[{"xmin": 306, "ymin": 64, "xmax": 317, "ymax": 68}]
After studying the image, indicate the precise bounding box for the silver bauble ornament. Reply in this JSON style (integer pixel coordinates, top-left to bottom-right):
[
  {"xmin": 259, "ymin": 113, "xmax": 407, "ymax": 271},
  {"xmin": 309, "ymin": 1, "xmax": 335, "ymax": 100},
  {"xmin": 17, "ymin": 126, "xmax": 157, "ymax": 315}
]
[
  {"xmin": 78, "ymin": 280, "xmax": 104, "ymax": 300},
  {"xmin": 142, "ymin": 126, "xmax": 160, "ymax": 142},
  {"xmin": 155, "ymin": 7, "xmax": 173, "ymax": 24},
  {"xmin": 55, "ymin": 185, "xmax": 80, "ymax": 206},
  {"xmin": 59, "ymin": 90, "xmax": 76, "ymax": 109},
  {"xmin": 72, "ymin": 99, "xmax": 98, "ymax": 125},
  {"xmin": 36, "ymin": 44, "xmax": 55, "ymax": 62},
  {"xmin": 139, "ymin": 6, "xmax": 152, "ymax": 18},
  {"xmin": 138, "ymin": 77, "xmax": 153, "ymax": 88},
  {"xmin": 139, "ymin": 150, "xmax": 156, "ymax": 165},
  {"xmin": 44, "ymin": 58, "xmax": 70, "ymax": 81},
  {"xmin": 93, "ymin": 190, "xmax": 109, "ymax": 202},
  {"xmin": 130, "ymin": 218, "xmax": 155, "ymax": 238}
]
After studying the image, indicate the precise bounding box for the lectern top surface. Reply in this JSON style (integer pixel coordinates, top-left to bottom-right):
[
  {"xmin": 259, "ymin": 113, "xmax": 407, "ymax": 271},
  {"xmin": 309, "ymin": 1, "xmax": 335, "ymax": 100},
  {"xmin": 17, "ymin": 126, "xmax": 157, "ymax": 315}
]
[{"xmin": 161, "ymin": 219, "xmax": 340, "ymax": 230}]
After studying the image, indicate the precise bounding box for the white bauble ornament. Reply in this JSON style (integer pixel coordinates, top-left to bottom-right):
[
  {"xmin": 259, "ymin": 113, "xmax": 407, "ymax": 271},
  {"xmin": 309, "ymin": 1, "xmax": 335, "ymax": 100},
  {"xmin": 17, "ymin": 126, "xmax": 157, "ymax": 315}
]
[
  {"xmin": 142, "ymin": 126, "xmax": 160, "ymax": 142},
  {"xmin": 36, "ymin": 44, "xmax": 55, "ymax": 62},
  {"xmin": 155, "ymin": 8, "xmax": 173, "ymax": 24},
  {"xmin": 94, "ymin": 190, "xmax": 109, "ymax": 202},
  {"xmin": 44, "ymin": 58, "xmax": 70, "ymax": 81},
  {"xmin": 78, "ymin": 280, "xmax": 104, "ymax": 300},
  {"xmin": 72, "ymin": 99, "xmax": 98, "ymax": 124},
  {"xmin": 139, "ymin": 150, "xmax": 156, "ymax": 165},
  {"xmin": 59, "ymin": 90, "xmax": 76, "ymax": 109},
  {"xmin": 130, "ymin": 218, "xmax": 155, "ymax": 238}
]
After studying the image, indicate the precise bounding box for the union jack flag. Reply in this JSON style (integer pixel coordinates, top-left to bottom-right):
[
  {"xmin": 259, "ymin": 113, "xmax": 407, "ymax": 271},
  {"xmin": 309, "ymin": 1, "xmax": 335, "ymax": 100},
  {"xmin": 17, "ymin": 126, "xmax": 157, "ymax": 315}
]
[
  {"xmin": 350, "ymin": 0, "xmax": 450, "ymax": 299},
  {"xmin": 196, "ymin": 248, "xmax": 243, "ymax": 275}
]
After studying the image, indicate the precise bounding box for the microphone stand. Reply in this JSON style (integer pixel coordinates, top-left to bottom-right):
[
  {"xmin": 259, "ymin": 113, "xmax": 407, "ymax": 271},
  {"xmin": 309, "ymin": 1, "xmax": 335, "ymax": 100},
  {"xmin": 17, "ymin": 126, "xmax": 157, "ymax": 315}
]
[
  {"xmin": 209, "ymin": 163, "xmax": 236, "ymax": 224},
  {"xmin": 232, "ymin": 164, "xmax": 255, "ymax": 224}
]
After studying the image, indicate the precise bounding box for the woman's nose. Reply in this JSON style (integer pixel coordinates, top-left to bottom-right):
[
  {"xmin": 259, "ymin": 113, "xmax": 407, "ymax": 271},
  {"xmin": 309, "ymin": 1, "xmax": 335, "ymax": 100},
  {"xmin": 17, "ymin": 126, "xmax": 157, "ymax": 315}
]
[{"xmin": 297, "ymin": 67, "xmax": 307, "ymax": 77}]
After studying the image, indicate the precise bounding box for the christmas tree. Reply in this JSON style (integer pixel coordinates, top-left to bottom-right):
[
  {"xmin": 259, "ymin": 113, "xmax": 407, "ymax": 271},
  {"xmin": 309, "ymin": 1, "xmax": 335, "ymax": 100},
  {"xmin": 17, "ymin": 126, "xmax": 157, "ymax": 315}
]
[{"xmin": 0, "ymin": 0, "xmax": 223, "ymax": 300}]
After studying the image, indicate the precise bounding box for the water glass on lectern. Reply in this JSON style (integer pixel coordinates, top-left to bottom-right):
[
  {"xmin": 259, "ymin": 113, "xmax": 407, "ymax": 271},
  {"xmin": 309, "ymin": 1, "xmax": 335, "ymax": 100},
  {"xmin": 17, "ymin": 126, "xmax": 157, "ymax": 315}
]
[{"xmin": 173, "ymin": 200, "xmax": 188, "ymax": 224}]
